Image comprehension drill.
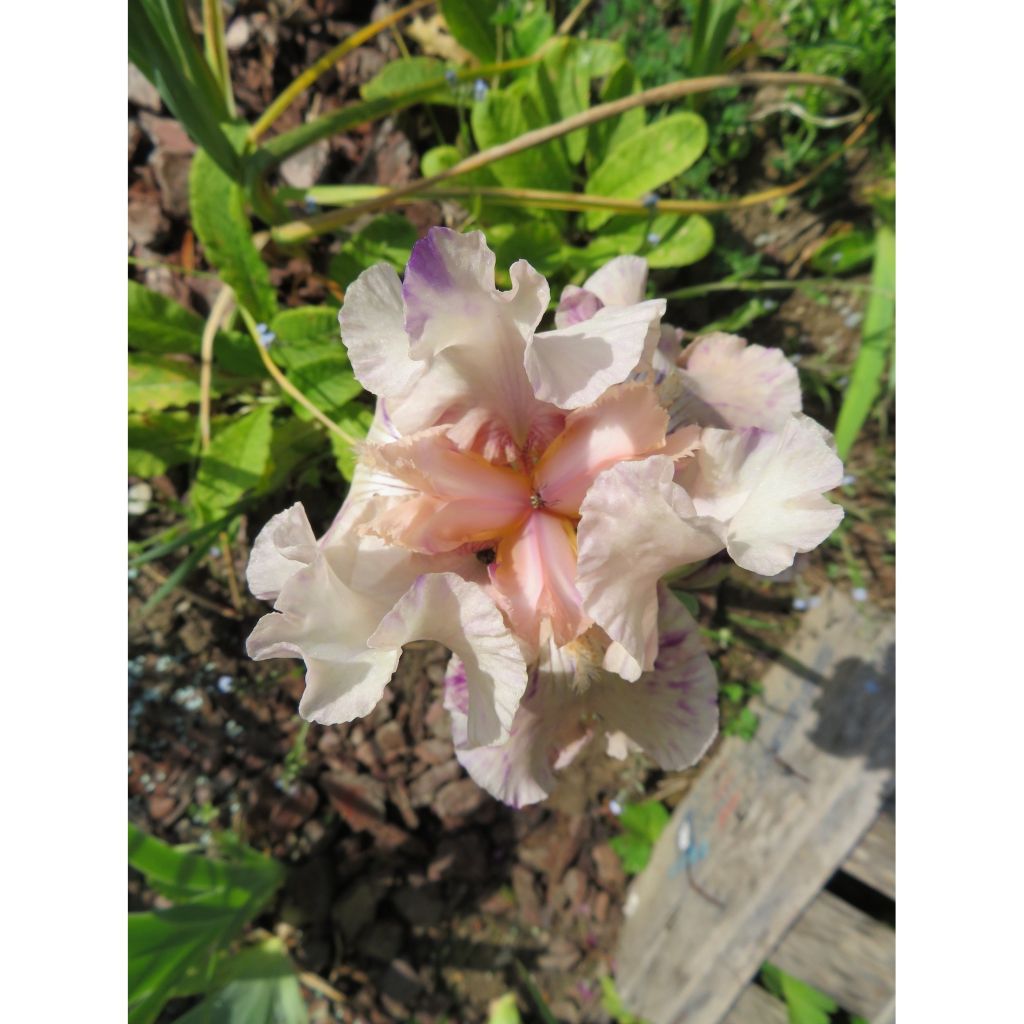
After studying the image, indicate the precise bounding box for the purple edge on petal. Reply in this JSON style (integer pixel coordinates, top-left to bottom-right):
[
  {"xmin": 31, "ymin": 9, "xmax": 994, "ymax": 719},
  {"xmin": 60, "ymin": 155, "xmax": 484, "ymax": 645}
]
[{"xmin": 403, "ymin": 228, "xmax": 454, "ymax": 338}]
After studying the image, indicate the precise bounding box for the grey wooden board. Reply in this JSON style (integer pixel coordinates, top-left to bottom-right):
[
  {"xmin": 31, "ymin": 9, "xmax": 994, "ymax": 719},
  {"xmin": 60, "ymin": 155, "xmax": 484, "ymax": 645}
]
[
  {"xmin": 615, "ymin": 589, "xmax": 895, "ymax": 1024},
  {"xmin": 721, "ymin": 985, "xmax": 788, "ymax": 1024},
  {"xmin": 770, "ymin": 890, "xmax": 894, "ymax": 1019},
  {"xmin": 842, "ymin": 800, "xmax": 895, "ymax": 900}
]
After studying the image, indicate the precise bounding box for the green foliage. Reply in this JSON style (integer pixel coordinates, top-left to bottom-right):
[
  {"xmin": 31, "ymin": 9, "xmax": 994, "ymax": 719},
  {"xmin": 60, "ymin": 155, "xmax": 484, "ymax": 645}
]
[
  {"xmin": 128, "ymin": 824, "xmax": 286, "ymax": 1024},
  {"xmin": 190, "ymin": 404, "xmax": 275, "ymax": 524},
  {"xmin": 330, "ymin": 215, "xmax": 418, "ymax": 286},
  {"xmin": 834, "ymin": 225, "xmax": 895, "ymax": 458},
  {"xmin": 361, "ymin": 56, "xmax": 459, "ymax": 105},
  {"xmin": 600, "ymin": 975, "xmax": 650, "ymax": 1024},
  {"xmin": 129, "ymin": 354, "xmax": 202, "ymax": 412},
  {"xmin": 190, "ymin": 145, "xmax": 277, "ymax": 326},
  {"xmin": 128, "ymin": 0, "xmax": 241, "ymax": 178},
  {"xmin": 486, "ymin": 993, "xmax": 523, "ymax": 1024},
  {"xmin": 760, "ymin": 963, "xmax": 837, "ymax": 1024},
  {"xmin": 440, "ymin": 0, "xmax": 500, "ymax": 62},
  {"xmin": 129, "ymin": 411, "xmax": 198, "ymax": 477},
  {"xmin": 609, "ymin": 800, "xmax": 670, "ymax": 875}
]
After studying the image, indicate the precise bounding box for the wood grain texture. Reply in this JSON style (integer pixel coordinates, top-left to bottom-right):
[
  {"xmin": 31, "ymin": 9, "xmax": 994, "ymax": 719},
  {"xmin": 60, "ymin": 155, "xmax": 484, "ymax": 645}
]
[
  {"xmin": 721, "ymin": 985, "xmax": 788, "ymax": 1024},
  {"xmin": 771, "ymin": 890, "xmax": 894, "ymax": 1018},
  {"xmin": 615, "ymin": 589, "xmax": 895, "ymax": 1024},
  {"xmin": 842, "ymin": 801, "xmax": 896, "ymax": 900}
]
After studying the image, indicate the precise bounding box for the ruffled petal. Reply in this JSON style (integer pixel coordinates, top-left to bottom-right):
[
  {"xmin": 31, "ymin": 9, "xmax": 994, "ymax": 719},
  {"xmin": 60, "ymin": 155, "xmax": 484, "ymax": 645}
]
[
  {"xmin": 338, "ymin": 264, "xmax": 423, "ymax": 399},
  {"xmin": 576, "ymin": 455, "xmax": 723, "ymax": 680},
  {"xmin": 677, "ymin": 416, "xmax": 844, "ymax": 576},
  {"xmin": 672, "ymin": 332, "xmax": 802, "ymax": 431},
  {"xmin": 534, "ymin": 383, "xmax": 669, "ymax": 515},
  {"xmin": 360, "ymin": 427, "xmax": 531, "ymax": 552},
  {"xmin": 368, "ymin": 572, "xmax": 529, "ymax": 747},
  {"xmin": 246, "ymin": 503, "xmax": 319, "ymax": 601},
  {"xmin": 445, "ymin": 640, "xmax": 591, "ymax": 807},
  {"xmin": 525, "ymin": 300, "xmax": 666, "ymax": 409},
  {"xmin": 394, "ymin": 228, "xmax": 551, "ymax": 449},
  {"xmin": 587, "ymin": 584, "xmax": 718, "ymax": 771},
  {"xmin": 582, "ymin": 255, "xmax": 649, "ymax": 307},
  {"xmin": 246, "ymin": 554, "xmax": 398, "ymax": 726},
  {"xmin": 490, "ymin": 511, "xmax": 589, "ymax": 649}
]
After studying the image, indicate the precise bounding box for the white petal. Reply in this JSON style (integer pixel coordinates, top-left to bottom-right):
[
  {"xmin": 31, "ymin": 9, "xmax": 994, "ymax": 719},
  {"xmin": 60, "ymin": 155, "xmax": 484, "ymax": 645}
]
[
  {"xmin": 576, "ymin": 455, "xmax": 723, "ymax": 679},
  {"xmin": 338, "ymin": 264, "xmax": 423, "ymax": 399},
  {"xmin": 526, "ymin": 300, "xmax": 666, "ymax": 409},
  {"xmin": 672, "ymin": 332, "xmax": 802, "ymax": 431},
  {"xmin": 368, "ymin": 573, "xmax": 528, "ymax": 747},
  {"xmin": 445, "ymin": 640, "xmax": 590, "ymax": 808},
  {"xmin": 583, "ymin": 255, "xmax": 649, "ymax": 307},
  {"xmin": 588, "ymin": 584, "xmax": 718, "ymax": 771},
  {"xmin": 678, "ymin": 415, "xmax": 844, "ymax": 576},
  {"xmin": 246, "ymin": 503, "xmax": 319, "ymax": 601},
  {"xmin": 554, "ymin": 284, "xmax": 603, "ymax": 328},
  {"xmin": 246, "ymin": 554, "xmax": 398, "ymax": 725}
]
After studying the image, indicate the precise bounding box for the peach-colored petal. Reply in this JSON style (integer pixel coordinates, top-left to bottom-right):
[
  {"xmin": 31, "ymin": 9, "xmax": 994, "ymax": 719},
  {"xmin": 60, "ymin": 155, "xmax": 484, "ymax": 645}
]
[
  {"xmin": 368, "ymin": 573, "xmax": 529, "ymax": 747},
  {"xmin": 672, "ymin": 332, "xmax": 802, "ymax": 431},
  {"xmin": 576, "ymin": 456, "xmax": 723, "ymax": 680},
  {"xmin": 491, "ymin": 511, "xmax": 589, "ymax": 649},
  {"xmin": 533, "ymin": 383, "xmax": 669, "ymax": 515}
]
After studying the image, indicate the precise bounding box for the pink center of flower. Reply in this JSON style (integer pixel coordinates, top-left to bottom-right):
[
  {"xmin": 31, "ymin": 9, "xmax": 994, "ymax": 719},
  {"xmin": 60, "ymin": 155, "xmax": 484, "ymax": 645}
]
[{"xmin": 366, "ymin": 382, "xmax": 690, "ymax": 649}]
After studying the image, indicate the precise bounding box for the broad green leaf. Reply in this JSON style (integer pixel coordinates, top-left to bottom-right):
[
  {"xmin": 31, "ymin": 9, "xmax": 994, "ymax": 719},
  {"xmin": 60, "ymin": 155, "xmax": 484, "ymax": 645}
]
[
  {"xmin": 608, "ymin": 831, "xmax": 654, "ymax": 875},
  {"xmin": 330, "ymin": 404, "xmax": 375, "ymax": 481},
  {"xmin": 585, "ymin": 112, "xmax": 708, "ymax": 229},
  {"xmin": 618, "ymin": 800, "xmax": 670, "ymax": 844},
  {"xmin": 128, "ymin": 824, "xmax": 282, "ymax": 902},
  {"xmin": 129, "ymin": 904, "xmax": 236, "ymax": 1024},
  {"xmin": 263, "ymin": 416, "xmax": 329, "ymax": 494},
  {"xmin": 761, "ymin": 963, "xmax": 837, "ymax": 1024},
  {"xmin": 588, "ymin": 60, "xmax": 644, "ymax": 173},
  {"xmin": 174, "ymin": 942, "xmax": 308, "ymax": 1024},
  {"xmin": 190, "ymin": 147, "xmax": 277, "ymax": 325},
  {"xmin": 471, "ymin": 79, "xmax": 572, "ymax": 192},
  {"xmin": 128, "ymin": 280, "xmax": 206, "ymax": 353},
  {"xmin": 128, "ymin": 281, "xmax": 263, "ymax": 377},
  {"xmin": 834, "ymin": 226, "xmax": 895, "ymax": 458},
  {"xmin": 535, "ymin": 39, "xmax": 590, "ymax": 164},
  {"xmin": 577, "ymin": 213, "xmax": 714, "ymax": 270},
  {"xmin": 329, "ymin": 215, "xmax": 418, "ymax": 286},
  {"xmin": 128, "ymin": 353, "xmax": 201, "ymax": 412},
  {"xmin": 508, "ymin": 7, "xmax": 554, "ymax": 58},
  {"xmin": 440, "ymin": 0, "xmax": 499, "ymax": 62},
  {"xmin": 487, "ymin": 221, "xmax": 567, "ymax": 280},
  {"xmin": 129, "ymin": 411, "xmax": 198, "ymax": 476},
  {"xmin": 190, "ymin": 404, "xmax": 275, "ymax": 522},
  {"xmin": 575, "ymin": 39, "xmax": 628, "ymax": 79},
  {"xmin": 809, "ymin": 230, "xmax": 875, "ymax": 275},
  {"xmin": 268, "ymin": 308, "xmax": 361, "ymax": 429},
  {"xmin": 361, "ymin": 56, "xmax": 458, "ymax": 105}
]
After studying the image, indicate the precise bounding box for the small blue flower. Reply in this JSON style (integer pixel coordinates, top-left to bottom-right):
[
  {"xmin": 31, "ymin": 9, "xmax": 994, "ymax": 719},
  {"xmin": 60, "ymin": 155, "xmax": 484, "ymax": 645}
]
[
  {"xmin": 444, "ymin": 68, "xmax": 458, "ymax": 87},
  {"xmin": 304, "ymin": 196, "xmax": 318, "ymax": 214},
  {"xmin": 473, "ymin": 78, "xmax": 489, "ymax": 102},
  {"xmin": 646, "ymin": 232, "xmax": 661, "ymax": 246},
  {"xmin": 852, "ymin": 586, "xmax": 868, "ymax": 603},
  {"xmin": 216, "ymin": 675, "xmax": 234, "ymax": 694},
  {"xmin": 642, "ymin": 192, "xmax": 659, "ymax": 210},
  {"xmin": 609, "ymin": 798, "xmax": 623, "ymax": 816},
  {"xmin": 792, "ymin": 597, "xmax": 809, "ymax": 612},
  {"xmin": 841, "ymin": 473, "xmax": 857, "ymax": 487},
  {"xmin": 255, "ymin": 323, "xmax": 276, "ymax": 348}
]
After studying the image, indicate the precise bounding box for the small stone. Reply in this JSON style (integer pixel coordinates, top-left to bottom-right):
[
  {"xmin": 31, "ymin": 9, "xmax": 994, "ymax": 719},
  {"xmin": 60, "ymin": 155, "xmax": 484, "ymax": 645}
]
[
  {"xmin": 511, "ymin": 865, "xmax": 542, "ymax": 927},
  {"xmin": 375, "ymin": 720, "xmax": 406, "ymax": 760},
  {"xmin": 392, "ymin": 883, "xmax": 445, "ymax": 927},
  {"xmin": 138, "ymin": 113, "xmax": 194, "ymax": 154},
  {"xmin": 333, "ymin": 879, "xmax": 383, "ymax": 944},
  {"xmin": 409, "ymin": 761, "xmax": 459, "ymax": 807},
  {"xmin": 413, "ymin": 738, "xmax": 452, "ymax": 765},
  {"xmin": 224, "ymin": 17, "xmax": 252, "ymax": 50},
  {"xmin": 151, "ymin": 149, "xmax": 194, "ymax": 218},
  {"xmin": 362, "ymin": 920, "xmax": 404, "ymax": 962},
  {"xmin": 591, "ymin": 844, "xmax": 625, "ymax": 890},
  {"xmin": 127, "ymin": 481, "xmax": 153, "ymax": 516},
  {"xmin": 380, "ymin": 959, "xmax": 423, "ymax": 1009},
  {"xmin": 128, "ymin": 63, "xmax": 161, "ymax": 111},
  {"xmin": 435, "ymin": 777, "xmax": 487, "ymax": 819},
  {"xmin": 280, "ymin": 139, "xmax": 331, "ymax": 190}
]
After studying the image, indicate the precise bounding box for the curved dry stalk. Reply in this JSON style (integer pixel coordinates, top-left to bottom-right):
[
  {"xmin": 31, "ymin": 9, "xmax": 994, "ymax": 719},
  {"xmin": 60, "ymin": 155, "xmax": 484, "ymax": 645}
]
[
  {"xmin": 272, "ymin": 71, "xmax": 866, "ymax": 244},
  {"xmin": 199, "ymin": 286, "xmax": 237, "ymax": 452},
  {"xmin": 249, "ymin": 0, "xmax": 435, "ymax": 142},
  {"xmin": 237, "ymin": 306, "xmax": 363, "ymax": 449},
  {"xmin": 557, "ymin": 0, "xmax": 598, "ymax": 36}
]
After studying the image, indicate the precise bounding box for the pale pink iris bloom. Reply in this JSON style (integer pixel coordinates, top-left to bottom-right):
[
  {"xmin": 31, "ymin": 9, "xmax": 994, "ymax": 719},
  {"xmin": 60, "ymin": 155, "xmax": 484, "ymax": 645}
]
[{"xmin": 246, "ymin": 229, "xmax": 843, "ymax": 807}]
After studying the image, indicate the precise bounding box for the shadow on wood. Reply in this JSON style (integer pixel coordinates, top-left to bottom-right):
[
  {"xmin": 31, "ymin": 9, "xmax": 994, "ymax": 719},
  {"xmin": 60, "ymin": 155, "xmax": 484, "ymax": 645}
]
[{"xmin": 614, "ymin": 589, "xmax": 895, "ymax": 1024}]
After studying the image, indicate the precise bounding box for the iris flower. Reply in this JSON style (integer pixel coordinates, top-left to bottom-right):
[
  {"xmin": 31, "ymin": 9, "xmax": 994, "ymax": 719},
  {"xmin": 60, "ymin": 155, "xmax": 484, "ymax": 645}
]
[{"xmin": 247, "ymin": 229, "xmax": 843, "ymax": 806}]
